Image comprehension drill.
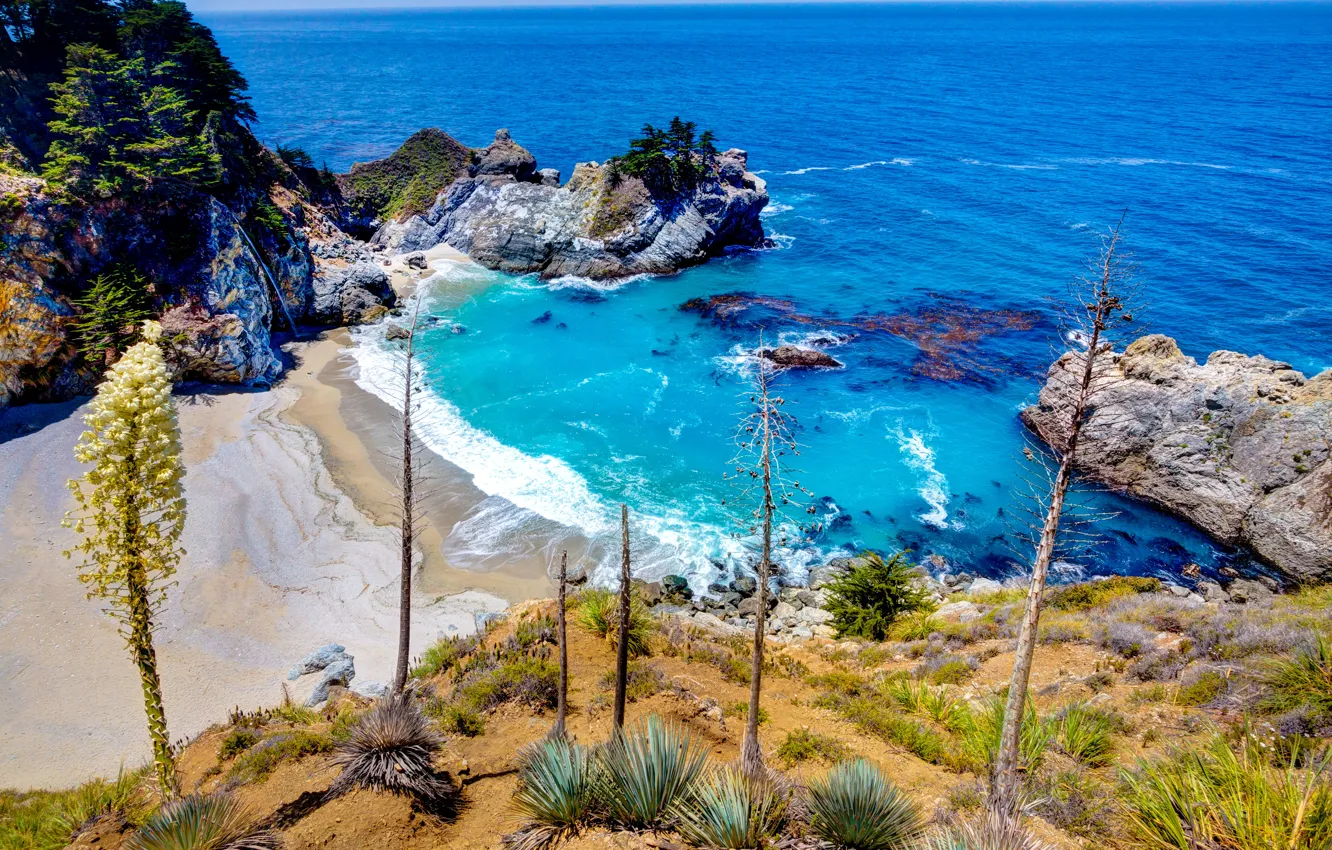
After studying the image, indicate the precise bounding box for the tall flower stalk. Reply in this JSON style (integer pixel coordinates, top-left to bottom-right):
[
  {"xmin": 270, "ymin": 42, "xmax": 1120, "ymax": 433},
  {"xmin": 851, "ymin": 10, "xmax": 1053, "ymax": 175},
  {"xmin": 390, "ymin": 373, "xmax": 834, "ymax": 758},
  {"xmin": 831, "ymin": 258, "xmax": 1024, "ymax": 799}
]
[{"xmin": 64, "ymin": 320, "xmax": 186, "ymax": 797}]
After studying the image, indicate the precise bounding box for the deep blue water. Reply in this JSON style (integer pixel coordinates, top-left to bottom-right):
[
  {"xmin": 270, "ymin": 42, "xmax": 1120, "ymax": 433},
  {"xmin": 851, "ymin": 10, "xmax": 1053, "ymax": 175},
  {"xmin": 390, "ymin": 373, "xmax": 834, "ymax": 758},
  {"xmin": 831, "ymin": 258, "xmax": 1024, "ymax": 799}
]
[{"xmin": 206, "ymin": 4, "xmax": 1332, "ymax": 590}]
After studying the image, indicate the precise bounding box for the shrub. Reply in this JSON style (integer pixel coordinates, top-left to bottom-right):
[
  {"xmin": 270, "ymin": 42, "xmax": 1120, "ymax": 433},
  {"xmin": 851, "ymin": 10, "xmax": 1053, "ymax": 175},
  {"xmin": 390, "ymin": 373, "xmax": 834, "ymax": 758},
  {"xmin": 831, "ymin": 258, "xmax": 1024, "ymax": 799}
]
[
  {"xmin": 411, "ymin": 634, "xmax": 478, "ymax": 679},
  {"xmin": 887, "ymin": 678, "xmax": 963, "ymax": 729},
  {"xmin": 595, "ymin": 714, "xmax": 709, "ymax": 828},
  {"xmin": 776, "ymin": 729, "xmax": 853, "ymax": 768},
  {"xmin": 573, "ymin": 588, "xmax": 654, "ymax": 657},
  {"xmin": 957, "ymin": 696, "xmax": 1053, "ymax": 776},
  {"xmin": 925, "ymin": 658, "xmax": 976, "ymax": 686},
  {"xmin": 807, "ymin": 760, "xmax": 925, "ymax": 850},
  {"xmin": 833, "ymin": 698, "xmax": 950, "ymax": 765},
  {"xmin": 330, "ymin": 696, "xmax": 452, "ymax": 803},
  {"xmin": 598, "ymin": 661, "xmax": 669, "ymax": 702},
  {"xmin": 514, "ymin": 614, "xmax": 557, "ymax": 649},
  {"xmin": 217, "ymin": 727, "xmax": 261, "ymax": 760},
  {"xmin": 456, "ymin": 656, "xmax": 559, "ymax": 713},
  {"xmin": 72, "ymin": 266, "xmax": 155, "ymax": 364},
  {"xmin": 1100, "ymin": 620, "xmax": 1155, "ymax": 659},
  {"xmin": 1263, "ymin": 634, "xmax": 1332, "ymax": 720},
  {"xmin": 125, "ymin": 793, "xmax": 279, "ymax": 850},
  {"xmin": 889, "ymin": 610, "xmax": 942, "ymax": 642},
  {"xmin": 807, "ymin": 671, "xmax": 866, "ymax": 696},
  {"xmin": 1130, "ymin": 684, "xmax": 1169, "ymax": 705},
  {"xmin": 424, "ymin": 698, "xmax": 485, "ymax": 737},
  {"xmin": 1056, "ymin": 704, "xmax": 1115, "ymax": 768},
  {"xmin": 0, "ymin": 770, "xmax": 150, "ymax": 850},
  {"xmin": 765, "ymin": 652, "xmax": 810, "ymax": 680},
  {"xmin": 1033, "ymin": 769, "xmax": 1118, "ymax": 840},
  {"xmin": 824, "ymin": 553, "xmax": 932, "ymax": 640},
  {"xmin": 1048, "ymin": 576, "xmax": 1162, "ymax": 611},
  {"xmin": 724, "ymin": 701, "xmax": 770, "ymax": 725},
  {"xmin": 227, "ymin": 730, "xmax": 333, "ymax": 784},
  {"xmin": 1119, "ymin": 732, "xmax": 1332, "ymax": 850},
  {"xmin": 1176, "ymin": 669, "xmax": 1228, "ymax": 707},
  {"xmin": 504, "ymin": 738, "xmax": 592, "ymax": 850},
  {"xmin": 675, "ymin": 767, "xmax": 789, "ymax": 849}
]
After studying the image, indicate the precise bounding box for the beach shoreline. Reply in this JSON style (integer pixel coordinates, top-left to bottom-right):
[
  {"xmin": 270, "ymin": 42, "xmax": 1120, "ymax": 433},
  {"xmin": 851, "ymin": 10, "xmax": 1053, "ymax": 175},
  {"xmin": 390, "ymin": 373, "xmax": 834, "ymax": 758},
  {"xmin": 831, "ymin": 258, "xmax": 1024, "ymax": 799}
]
[{"xmin": 0, "ymin": 250, "xmax": 552, "ymax": 789}]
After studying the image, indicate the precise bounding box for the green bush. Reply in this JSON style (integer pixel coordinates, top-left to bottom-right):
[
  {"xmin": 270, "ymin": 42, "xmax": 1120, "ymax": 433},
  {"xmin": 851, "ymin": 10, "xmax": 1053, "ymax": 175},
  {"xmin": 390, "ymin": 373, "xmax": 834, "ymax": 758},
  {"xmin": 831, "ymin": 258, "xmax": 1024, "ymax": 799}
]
[
  {"xmin": 455, "ymin": 656, "xmax": 559, "ymax": 714},
  {"xmin": 833, "ymin": 697, "xmax": 950, "ymax": 766},
  {"xmin": 126, "ymin": 793, "xmax": 278, "ymax": 850},
  {"xmin": 1119, "ymin": 732, "xmax": 1332, "ymax": 850},
  {"xmin": 776, "ymin": 729, "xmax": 853, "ymax": 768},
  {"xmin": 1047, "ymin": 576, "xmax": 1162, "ymax": 612},
  {"xmin": 340, "ymin": 128, "xmax": 470, "ymax": 222},
  {"xmin": 0, "ymin": 770, "xmax": 149, "ymax": 850},
  {"xmin": 72, "ymin": 266, "xmax": 154, "ymax": 364},
  {"xmin": 411, "ymin": 634, "xmax": 478, "ymax": 679},
  {"xmin": 1176, "ymin": 669, "xmax": 1227, "ymax": 707},
  {"xmin": 724, "ymin": 701, "xmax": 770, "ymax": 725},
  {"xmin": 425, "ymin": 697, "xmax": 485, "ymax": 737},
  {"xmin": 675, "ymin": 767, "xmax": 788, "ymax": 850},
  {"xmin": 956, "ymin": 696, "xmax": 1053, "ymax": 776},
  {"xmin": 1056, "ymin": 704, "xmax": 1115, "ymax": 768},
  {"xmin": 598, "ymin": 661, "xmax": 669, "ymax": 702},
  {"xmin": 505, "ymin": 737, "xmax": 592, "ymax": 850},
  {"xmin": 217, "ymin": 727, "xmax": 261, "ymax": 760},
  {"xmin": 928, "ymin": 659, "xmax": 975, "ymax": 686},
  {"xmin": 807, "ymin": 760, "xmax": 925, "ymax": 850},
  {"xmin": 824, "ymin": 553, "xmax": 931, "ymax": 640},
  {"xmin": 573, "ymin": 587, "xmax": 654, "ymax": 658},
  {"xmin": 226, "ymin": 730, "xmax": 333, "ymax": 784},
  {"xmin": 1263, "ymin": 634, "xmax": 1332, "ymax": 720},
  {"xmin": 595, "ymin": 714, "xmax": 709, "ymax": 828}
]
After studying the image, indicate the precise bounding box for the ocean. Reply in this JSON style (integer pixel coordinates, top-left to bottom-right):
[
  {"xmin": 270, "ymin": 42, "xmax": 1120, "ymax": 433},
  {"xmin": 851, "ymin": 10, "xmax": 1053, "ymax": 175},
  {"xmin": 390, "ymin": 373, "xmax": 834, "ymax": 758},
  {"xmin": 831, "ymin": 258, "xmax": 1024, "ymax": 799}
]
[{"xmin": 205, "ymin": 3, "xmax": 1332, "ymax": 591}]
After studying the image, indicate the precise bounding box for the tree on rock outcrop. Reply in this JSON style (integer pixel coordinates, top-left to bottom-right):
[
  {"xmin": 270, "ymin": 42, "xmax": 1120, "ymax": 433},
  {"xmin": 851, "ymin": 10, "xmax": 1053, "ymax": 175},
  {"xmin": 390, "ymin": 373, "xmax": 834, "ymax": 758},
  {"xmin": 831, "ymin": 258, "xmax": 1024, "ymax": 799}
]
[
  {"xmin": 725, "ymin": 334, "xmax": 814, "ymax": 775},
  {"xmin": 992, "ymin": 214, "xmax": 1140, "ymax": 813},
  {"xmin": 64, "ymin": 320, "xmax": 186, "ymax": 797}
]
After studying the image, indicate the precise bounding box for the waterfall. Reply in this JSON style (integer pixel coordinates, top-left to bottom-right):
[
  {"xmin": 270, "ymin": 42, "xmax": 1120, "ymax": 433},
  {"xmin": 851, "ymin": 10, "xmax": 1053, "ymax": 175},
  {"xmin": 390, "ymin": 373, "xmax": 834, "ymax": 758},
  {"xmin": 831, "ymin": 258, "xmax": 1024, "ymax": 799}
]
[{"xmin": 235, "ymin": 223, "xmax": 299, "ymax": 336}]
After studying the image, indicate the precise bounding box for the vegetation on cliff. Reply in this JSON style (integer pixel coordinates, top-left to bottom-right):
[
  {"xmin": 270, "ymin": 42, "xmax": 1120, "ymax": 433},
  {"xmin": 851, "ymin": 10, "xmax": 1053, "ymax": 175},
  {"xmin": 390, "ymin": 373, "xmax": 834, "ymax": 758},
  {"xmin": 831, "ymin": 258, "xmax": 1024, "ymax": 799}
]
[
  {"xmin": 337, "ymin": 127, "xmax": 470, "ymax": 229},
  {"xmin": 610, "ymin": 116, "xmax": 718, "ymax": 193}
]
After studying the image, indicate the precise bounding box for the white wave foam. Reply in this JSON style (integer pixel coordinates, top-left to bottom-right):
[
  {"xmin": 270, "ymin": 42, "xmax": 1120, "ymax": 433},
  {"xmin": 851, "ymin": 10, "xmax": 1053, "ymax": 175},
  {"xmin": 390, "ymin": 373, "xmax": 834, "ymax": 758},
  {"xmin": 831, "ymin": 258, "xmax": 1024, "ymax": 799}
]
[
  {"xmin": 960, "ymin": 158, "xmax": 1057, "ymax": 171},
  {"xmin": 1067, "ymin": 221, "xmax": 1090, "ymax": 231},
  {"xmin": 1059, "ymin": 156, "xmax": 1234, "ymax": 170},
  {"xmin": 782, "ymin": 166, "xmax": 834, "ymax": 175},
  {"xmin": 760, "ymin": 202, "xmax": 794, "ymax": 218},
  {"xmin": 768, "ymin": 232, "xmax": 796, "ymax": 249},
  {"xmin": 890, "ymin": 424, "xmax": 953, "ymax": 529},
  {"xmin": 891, "ymin": 157, "xmax": 914, "ymax": 166},
  {"xmin": 846, "ymin": 160, "xmax": 888, "ymax": 170}
]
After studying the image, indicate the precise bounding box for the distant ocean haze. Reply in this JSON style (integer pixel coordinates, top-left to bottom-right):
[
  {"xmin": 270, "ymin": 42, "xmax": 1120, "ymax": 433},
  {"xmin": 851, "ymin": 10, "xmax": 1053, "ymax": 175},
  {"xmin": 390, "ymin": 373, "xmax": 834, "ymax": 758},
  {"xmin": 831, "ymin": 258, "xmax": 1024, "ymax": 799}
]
[{"xmin": 206, "ymin": 3, "xmax": 1332, "ymax": 590}]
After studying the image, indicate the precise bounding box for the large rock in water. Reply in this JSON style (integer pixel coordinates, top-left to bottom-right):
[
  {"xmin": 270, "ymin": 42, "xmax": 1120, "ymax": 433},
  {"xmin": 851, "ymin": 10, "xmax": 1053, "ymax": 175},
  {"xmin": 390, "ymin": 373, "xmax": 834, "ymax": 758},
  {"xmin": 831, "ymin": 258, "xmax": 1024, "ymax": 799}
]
[
  {"xmin": 1023, "ymin": 334, "xmax": 1332, "ymax": 582},
  {"xmin": 373, "ymin": 129, "xmax": 769, "ymax": 280}
]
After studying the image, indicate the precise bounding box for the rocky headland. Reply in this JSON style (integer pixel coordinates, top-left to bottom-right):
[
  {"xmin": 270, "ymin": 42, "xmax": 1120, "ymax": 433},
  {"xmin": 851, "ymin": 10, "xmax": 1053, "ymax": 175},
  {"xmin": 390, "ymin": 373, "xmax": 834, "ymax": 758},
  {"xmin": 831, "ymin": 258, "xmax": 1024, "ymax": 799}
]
[
  {"xmin": 1024, "ymin": 334, "xmax": 1332, "ymax": 584},
  {"xmin": 372, "ymin": 129, "xmax": 770, "ymax": 280}
]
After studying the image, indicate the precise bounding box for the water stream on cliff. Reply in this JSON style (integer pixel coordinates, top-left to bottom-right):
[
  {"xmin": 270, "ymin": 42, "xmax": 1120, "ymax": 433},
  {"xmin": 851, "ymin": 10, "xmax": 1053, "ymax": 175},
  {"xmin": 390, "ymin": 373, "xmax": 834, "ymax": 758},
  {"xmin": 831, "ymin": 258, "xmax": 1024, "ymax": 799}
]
[{"xmin": 211, "ymin": 4, "xmax": 1332, "ymax": 590}]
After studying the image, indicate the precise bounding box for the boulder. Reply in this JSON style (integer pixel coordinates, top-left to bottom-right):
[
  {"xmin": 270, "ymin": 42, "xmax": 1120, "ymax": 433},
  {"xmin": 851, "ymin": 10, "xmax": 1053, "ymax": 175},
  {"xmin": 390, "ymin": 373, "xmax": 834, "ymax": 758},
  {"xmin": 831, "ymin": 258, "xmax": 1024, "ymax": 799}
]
[
  {"xmin": 287, "ymin": 643, "xmax": 348, "ymax": 680},
  {"xmin": 760, "ymin": 346, "xmax": 843, "ymax": 369},
  {"xmin": 772, "ymin": 601, "xmax": 799, "ymax": 621},
  {"xmin": 469, "ymin": 129, "xmax": 538, "ymax": 183},
  {"xmin": 1198, "ymin": 581, "xmax": 1230, "ymax": 603},
  {"xmin": 311, "ymin": 260, "xmax": 397, "ymax": 325},
  {"xmin": 661, "ymin": 574, "xmax": 693, "ymax": 602},
  {"xmin": 537, "ymin": 168, "xmax": 561, "ymax": 187},
  {"xmin": 403, "ymin": 251, "xmax": 428, "ymax": 270},
  {"xmin": 1024, "ymin": 334, "xmax": 1332, "ymax": 582},
  {"xmin": 731, "ymin": 576, "xmax": 758, "ymax": 596},
  {"xmin": 968, "ymin": 577, "xmax": 1003, "ymax": 596},
  {"xmin": 797, "ymin": 607, "xmax": 835, "ymax": 626},
  {"xmin": 1226, "ymin": 578, "xmax": 1276, "ymax": 606},
  {"xmin": 385, "ymin": 323, "xmax": 411, "ymax": 340},
  {"xmin": 935, "ymin": 601, "xmax": 980, "ymax": 622},
  {"xmin": 306, "ymin": 656, "xmax": 355, "ymax": 706}
]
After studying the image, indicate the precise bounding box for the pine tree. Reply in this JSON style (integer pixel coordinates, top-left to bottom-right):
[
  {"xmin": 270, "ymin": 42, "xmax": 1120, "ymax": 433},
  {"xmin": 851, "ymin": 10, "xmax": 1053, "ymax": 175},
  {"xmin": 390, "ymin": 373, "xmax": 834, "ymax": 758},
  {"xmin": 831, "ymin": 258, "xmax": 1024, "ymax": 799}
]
[
  {"xmin": 64, "ymin": 320, "xmax": 187, "ymax": 797},
  {"xmin": 43, "ymin": 44, "xmax": 216, "ymax": 196},
  {"xmin": 72, "ymin": 266, "xmax": 154, "ymax": 367}
]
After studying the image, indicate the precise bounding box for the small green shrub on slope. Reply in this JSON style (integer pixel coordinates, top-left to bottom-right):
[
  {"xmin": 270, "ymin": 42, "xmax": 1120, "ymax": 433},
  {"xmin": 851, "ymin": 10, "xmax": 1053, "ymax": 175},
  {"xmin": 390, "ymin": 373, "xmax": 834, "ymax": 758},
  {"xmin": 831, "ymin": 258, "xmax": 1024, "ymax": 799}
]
[{"xmin": 824, "ymin": 552, "xmax": 932, "ymax": 640}]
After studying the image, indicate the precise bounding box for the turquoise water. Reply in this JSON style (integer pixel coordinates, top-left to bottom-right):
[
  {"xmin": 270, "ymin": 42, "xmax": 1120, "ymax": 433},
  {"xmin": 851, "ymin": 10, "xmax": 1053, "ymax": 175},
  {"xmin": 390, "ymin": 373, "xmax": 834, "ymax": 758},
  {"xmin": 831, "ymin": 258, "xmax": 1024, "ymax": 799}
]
[{"xmin": 207, "ymin": 4, "xmax": 1332, "ymax": 590}]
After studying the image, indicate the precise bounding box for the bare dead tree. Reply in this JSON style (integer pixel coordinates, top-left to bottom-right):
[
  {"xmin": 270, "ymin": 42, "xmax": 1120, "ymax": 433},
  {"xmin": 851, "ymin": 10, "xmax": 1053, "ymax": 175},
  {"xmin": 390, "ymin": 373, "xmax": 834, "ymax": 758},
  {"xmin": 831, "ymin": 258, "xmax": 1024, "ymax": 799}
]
[
  {"xmin": 391, "ymin": 290, "xmax": 428, "ymax": 695},
  {"xmin": 612, "ymin": 503, "xmax": 631, "ymax": 733},
  {"xmin": 550, "ymin": 550, "xmax": 569, "ymax": 740},
  {"xmin": 992, "ymin": 213, "xmax": 1140, "ymax": 811},
  {"xmin": 724, "ymin": 334, "xmax": 814, "ymax": 776}
]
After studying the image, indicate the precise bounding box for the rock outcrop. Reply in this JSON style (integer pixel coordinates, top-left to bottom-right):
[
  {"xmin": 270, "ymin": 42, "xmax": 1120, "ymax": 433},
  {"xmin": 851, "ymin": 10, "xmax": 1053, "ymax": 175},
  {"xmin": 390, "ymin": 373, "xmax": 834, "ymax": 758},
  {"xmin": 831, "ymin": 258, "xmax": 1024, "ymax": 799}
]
[
  {"xmin": 373, "ymin": 129, "xmax": 769, "ymax": 280},
  {"xmin": 0, "ymin": 168, "xmax": 394, "ymax": 407},
  {"xmin": 761, "ymin": 345, "xmax": 843, "ymax": 369},
  {"xmin": 1024, "ymin": 334, "xmax": 1332, "ymax": 582}
]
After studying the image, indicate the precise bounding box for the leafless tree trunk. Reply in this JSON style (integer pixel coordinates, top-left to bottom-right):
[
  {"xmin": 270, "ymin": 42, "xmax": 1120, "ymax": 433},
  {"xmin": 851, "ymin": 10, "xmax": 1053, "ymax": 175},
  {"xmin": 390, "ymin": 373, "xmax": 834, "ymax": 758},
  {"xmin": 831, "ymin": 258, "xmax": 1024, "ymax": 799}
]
[
  {"xmin": 740, "ymin": 355, "xmax": 778, "ymax": 776},
  {"xmin": 992, "ymin": 215, "xmax": 1136, "ymax": 812},
  {"xmin": 391, "ymin": 292, "xmax": 427, "ymax": 695},
  {"xmin": 551, "ymin": 550, "xmax": 569, "ymax": 740},
  {"xmin": 612, "ymin": 504, "xmax": 631, "ymax": 732}
]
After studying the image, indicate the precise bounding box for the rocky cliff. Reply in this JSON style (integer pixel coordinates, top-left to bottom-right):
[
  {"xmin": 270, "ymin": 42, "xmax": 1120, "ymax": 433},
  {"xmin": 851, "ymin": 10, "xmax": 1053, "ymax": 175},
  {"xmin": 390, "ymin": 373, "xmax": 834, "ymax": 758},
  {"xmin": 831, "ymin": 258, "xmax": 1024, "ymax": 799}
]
[
  {"xmin": 0, "ymin": 164, "xmax": 394, "ymax": 406},
  {"xmin": 371, "ymin": 129, "xmax": 769, "ymax": 280},
  {"xmin": 1023, "ymin": 334, "xmax": 1332, "ymax": 583}
]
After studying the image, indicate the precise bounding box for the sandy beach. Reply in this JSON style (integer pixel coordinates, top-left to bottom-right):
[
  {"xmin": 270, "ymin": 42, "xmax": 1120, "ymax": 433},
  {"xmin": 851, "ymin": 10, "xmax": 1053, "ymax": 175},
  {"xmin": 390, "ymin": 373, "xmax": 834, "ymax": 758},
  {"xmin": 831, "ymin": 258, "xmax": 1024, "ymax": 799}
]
[{"xmin": 0, "ymin": 250, "xmax": 553, "ymax": 789}]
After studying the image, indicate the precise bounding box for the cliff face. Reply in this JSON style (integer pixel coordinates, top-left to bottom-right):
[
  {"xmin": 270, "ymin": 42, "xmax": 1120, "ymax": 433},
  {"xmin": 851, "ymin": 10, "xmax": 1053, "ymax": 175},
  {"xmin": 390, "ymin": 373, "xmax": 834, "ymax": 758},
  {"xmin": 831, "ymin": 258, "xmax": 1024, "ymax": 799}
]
[
  {"xmin": 0, "ymin": 166, "xmax": 394, "ymax": 407},
  {"xmin": 372, "ymin": 129, "xmax": 770, "ymax": 280},
  {"xmin": 1024, "ymin": 334, "xmax": 1332, "ymax": 583}
]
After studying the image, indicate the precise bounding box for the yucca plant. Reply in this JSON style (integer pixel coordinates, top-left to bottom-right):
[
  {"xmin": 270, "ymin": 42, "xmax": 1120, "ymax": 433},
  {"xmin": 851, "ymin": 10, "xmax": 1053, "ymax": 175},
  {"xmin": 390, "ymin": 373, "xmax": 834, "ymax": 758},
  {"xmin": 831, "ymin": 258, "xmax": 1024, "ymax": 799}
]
[
  {"xmin": 125, "ymin": 793, "xmax": 279, "ymax": 850},
  {"xmin": 329, "ymin": 695, "xmax": 452, "ymax": 804},
  {"xmin": 674, "ymin": 766, "xmax": 789, "ymax": 849},
  {"xmin": 504, "ymin": 737, "xmax": 593, "ymax": 850},
  {"xmin": 958, "ymin": 696, "xmax": 1052, "ymax": 776},
  {"xmin": 922, "ymin": 806, "xmax": 1055, "ymax": 850},
  {"xmin": 573, "ymin": 587, "xmax": 653, "ymax": 657},
  {"xmin": 807, "ymin": 760, "xmax": 924, "ymax": 850},
  {"xmin": 1119, "ymin": 732, "xmax": 1332, "ymax": 850},
  {"xmin": 1263, "ymin": 634, "xmax": 1332, "ymax": 720},
  {"xmin": 1056, "ymin": 704, "xmax": 1114, "ymax": 768},
  {"xmin": 595, "ymin": 714, "xmax": 710, "ymax": 828}
]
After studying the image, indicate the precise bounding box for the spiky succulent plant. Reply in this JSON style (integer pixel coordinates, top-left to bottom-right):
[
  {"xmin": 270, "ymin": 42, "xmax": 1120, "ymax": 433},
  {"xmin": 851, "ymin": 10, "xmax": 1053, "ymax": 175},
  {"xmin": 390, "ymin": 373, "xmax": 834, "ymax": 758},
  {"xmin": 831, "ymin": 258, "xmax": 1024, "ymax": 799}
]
[
  {"xmin": 595, "ymin": 714, "xmax": 709, "ymax": 828},
  {"xmin": 329, "ymin": 695, "xmax": 452, "ymax": 803},
  {"xmin": 503, "ymin": 737, "xmax": 592, "ymax": 850},
  {"xmin": 125, "ymin": 793, "xmax": 279, "ymax": 850},
  {"xmin": 674, "ymin": 766, "xmax": 789, "ymax": 849},
  {"xmin": 806, "ymin": 760, "xmax": 924, "ymax": 850}
]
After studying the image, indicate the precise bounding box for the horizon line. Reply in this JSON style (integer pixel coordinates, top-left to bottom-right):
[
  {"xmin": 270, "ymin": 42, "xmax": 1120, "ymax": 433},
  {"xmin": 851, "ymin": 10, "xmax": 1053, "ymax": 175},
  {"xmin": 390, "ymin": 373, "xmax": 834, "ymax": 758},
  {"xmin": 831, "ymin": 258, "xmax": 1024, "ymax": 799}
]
[{"xmin": 191, "ymin": 0, "xmax": 1332, "ymax": 13}]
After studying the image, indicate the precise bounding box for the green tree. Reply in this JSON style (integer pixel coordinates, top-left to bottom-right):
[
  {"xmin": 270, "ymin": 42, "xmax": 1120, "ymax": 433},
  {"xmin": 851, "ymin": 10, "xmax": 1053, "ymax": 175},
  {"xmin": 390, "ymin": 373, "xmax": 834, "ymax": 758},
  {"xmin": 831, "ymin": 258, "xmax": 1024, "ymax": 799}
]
[
  {"xmin": 64, "ymin": 320, "xmax": 187, "ymax": 797},
  {"xmin": 43, "ymin": 44, "xmax": 217, "ymax": 196},
  {"xmin": 824, "ymin": 552, "xmax": 930, "ymax": 640},
  {"xmin": 615, "ymin": 116, "xmax": 718, "ymax": 193},
  {"xmin": 72, "ymin": 266, "xmax": 154, "ymax": 366}
]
